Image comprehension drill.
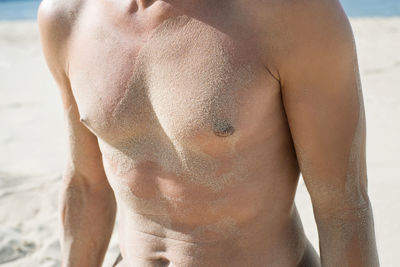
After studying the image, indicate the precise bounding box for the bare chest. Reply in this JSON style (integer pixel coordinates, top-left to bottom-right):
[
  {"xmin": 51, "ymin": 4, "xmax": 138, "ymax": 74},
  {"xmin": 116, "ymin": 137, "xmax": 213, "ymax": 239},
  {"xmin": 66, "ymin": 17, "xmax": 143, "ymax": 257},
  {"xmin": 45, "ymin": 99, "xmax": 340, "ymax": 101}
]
[
  {"xmin": 70, "ymin": 15, "xmax": 272, "ymax": 140},
  {"xmin": 68, "ymin": 14, "xmax": 281, "ymax": 186}
]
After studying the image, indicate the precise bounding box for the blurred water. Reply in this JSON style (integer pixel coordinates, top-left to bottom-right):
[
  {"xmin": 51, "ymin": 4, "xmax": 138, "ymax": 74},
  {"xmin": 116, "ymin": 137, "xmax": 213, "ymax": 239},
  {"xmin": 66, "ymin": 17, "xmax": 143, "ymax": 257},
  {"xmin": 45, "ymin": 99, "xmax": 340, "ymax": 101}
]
[
  {"xmin": 0, "ymin": 0, "xmax": 399, "ymax": 20},
  {"xmin": 341, "ymin": 0, "xmax": 400, "ymax": 17},
  {"xmin": 0, "ymin": 0, "xmax": 41, "ymax": 20}
]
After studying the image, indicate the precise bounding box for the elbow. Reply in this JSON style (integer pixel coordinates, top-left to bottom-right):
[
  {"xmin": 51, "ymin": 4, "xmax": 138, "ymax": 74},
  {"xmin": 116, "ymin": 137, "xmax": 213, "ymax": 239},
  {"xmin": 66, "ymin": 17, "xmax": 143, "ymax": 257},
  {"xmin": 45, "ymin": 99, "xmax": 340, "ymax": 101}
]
[
  {"xmin": 59, "ymin": 169, "xmax": 115, "ymax": 217},
  {"xmin": 61, "ymin": 165, "xmax": 111, "ymax": 194},
  {"xmin": 313, "ymin": 195, "xmax": 374, "ymax": 227},
  {"xmin": 311, "ymin": 181, "xmax": 372, "ymax": 222}
]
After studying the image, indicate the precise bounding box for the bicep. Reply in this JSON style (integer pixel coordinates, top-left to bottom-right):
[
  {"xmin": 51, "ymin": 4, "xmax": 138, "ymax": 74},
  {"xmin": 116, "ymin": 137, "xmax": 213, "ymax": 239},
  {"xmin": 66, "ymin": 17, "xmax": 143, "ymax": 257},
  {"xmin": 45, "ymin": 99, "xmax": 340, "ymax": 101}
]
[
  {"xmin": 278, "ymin": 1, "xmax": 369, "ymax": 216},
  {"xmin": 283, "ymin": 68, "xmax": 368, "ymax": 215},
  {"xmin": 63, "ymin": 99, "xmax": 107, "ymax": 185},
  {"xmin": 38, "ymin": 2, "xmax": 107, "ymax": 185}
]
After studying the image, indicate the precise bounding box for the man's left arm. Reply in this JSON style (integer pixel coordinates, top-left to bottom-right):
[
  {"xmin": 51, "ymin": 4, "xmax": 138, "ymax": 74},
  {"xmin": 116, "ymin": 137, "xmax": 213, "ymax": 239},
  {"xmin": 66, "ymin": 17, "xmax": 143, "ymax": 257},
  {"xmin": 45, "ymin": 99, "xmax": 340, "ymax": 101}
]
[{"xmin": 275, "ymin": 1, "xmax": 380, "ymax": 266}]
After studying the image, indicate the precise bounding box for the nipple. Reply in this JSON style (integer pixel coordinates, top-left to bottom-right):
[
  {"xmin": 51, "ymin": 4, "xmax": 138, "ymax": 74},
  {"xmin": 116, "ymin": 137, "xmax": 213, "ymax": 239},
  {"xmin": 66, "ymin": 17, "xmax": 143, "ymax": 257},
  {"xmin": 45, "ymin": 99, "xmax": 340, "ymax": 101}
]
[
  {"xmin": 157, "ymin": 257, "xmax": 170, "ymax": 265},
  {"xmin": 213, "ymin": 120, "xmax": 235, "ymax": 137},
  {"xmin": 79, "ymin": 116, "xmax": 93, "ymax": 131},
  {"xmin": 79, "ymin": 115, "xmax": 90, "ymax": 125}
]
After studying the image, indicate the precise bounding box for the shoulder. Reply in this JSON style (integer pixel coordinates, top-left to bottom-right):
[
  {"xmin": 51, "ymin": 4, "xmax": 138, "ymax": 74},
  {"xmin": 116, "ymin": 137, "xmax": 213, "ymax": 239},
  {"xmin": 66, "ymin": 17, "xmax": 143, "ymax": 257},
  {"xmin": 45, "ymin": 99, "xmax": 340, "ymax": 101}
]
[
  {"xmin": 255, "ymin": 0, "xmax": 353, "ymax": 39},
  {"xmin": 255, "ymin": 0, "xmax": 356, "ymax": 80},
  {"xmin": 279, "ymin": 0, "xmax": 354, "ymax": 49},
  {"xmin": 38, "ymin": 0, "xmax": 84, "ymax": 37},
  {"xmin": 38, "ymin": 0, "xmax": 86, "ymax": 89},
  {"xmin": 38, "ymin": 0, "xmax": 84, "ymax": 78}
]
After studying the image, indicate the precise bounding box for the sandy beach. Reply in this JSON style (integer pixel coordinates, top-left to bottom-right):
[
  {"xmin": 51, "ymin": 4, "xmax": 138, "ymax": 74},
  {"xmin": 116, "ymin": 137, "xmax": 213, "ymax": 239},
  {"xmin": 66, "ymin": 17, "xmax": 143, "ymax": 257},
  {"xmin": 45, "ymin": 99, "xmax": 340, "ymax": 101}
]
[{"xmin": 0, "ymin": 18, "xmax": 399, "ymax": 266}]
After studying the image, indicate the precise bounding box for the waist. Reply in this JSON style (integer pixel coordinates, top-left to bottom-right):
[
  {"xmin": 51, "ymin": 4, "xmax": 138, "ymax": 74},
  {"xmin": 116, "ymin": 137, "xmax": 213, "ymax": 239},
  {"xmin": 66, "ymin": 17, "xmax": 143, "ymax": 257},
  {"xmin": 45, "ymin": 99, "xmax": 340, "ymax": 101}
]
[
  {"xmin": 106, "ymin": 158, "xmax": 301, "ymax": 238},
  {"xmin": 116, "ymin": 206, "xmax": 308, "ymax": 266},
  {"xmin": 109, "ymin": 170, "xmax": 298, "ymax": 231}
]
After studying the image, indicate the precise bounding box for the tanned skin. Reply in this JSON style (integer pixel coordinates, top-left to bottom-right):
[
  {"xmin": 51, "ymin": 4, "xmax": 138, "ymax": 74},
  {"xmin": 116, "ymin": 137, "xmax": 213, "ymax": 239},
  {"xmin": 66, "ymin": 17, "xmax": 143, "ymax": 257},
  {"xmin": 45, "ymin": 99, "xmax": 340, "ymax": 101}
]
[{"xmin": 38, "ymin": 0, "xmax": 379, "ymax": 266}]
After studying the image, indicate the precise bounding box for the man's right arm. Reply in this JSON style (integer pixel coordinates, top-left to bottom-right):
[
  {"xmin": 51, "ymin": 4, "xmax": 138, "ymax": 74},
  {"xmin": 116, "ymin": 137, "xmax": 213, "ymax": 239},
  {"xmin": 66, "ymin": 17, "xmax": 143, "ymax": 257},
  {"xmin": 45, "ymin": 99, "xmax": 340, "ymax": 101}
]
[{"xmin": 38, "ymin": 1, "xmax": 116, "ymax": 266}]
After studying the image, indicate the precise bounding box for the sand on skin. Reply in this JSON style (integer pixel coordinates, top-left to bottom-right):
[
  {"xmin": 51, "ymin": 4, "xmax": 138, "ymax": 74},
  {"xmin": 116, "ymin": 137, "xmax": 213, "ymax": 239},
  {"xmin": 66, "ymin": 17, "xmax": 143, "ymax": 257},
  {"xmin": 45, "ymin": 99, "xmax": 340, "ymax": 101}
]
[{"xmin": 0, "ymin": 18, "xmax": 399, "ymax": 266}]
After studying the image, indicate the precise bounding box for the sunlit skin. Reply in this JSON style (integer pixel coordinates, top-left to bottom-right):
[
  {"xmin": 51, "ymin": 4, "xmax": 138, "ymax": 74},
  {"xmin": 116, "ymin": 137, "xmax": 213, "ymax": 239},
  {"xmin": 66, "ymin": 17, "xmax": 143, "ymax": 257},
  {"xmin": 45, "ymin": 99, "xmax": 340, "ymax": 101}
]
[{"xmin": 38, "ymin": 0, "xmax": 379, "ymax": 266}]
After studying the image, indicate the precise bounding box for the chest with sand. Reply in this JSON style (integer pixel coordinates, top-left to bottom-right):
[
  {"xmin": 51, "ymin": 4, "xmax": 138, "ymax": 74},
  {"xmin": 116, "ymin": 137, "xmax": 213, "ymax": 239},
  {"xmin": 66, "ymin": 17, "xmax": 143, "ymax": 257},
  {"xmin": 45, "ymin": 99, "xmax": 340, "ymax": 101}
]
[{"xmin": 70, "ymin": 16, "xmax": 257, "ymax": 190}]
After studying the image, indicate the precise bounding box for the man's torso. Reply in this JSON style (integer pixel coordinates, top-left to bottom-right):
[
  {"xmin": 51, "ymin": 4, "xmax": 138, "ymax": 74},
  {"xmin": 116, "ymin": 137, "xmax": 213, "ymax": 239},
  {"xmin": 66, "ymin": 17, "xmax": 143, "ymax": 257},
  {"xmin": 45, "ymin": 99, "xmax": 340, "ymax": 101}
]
[{"xmin": 65, "ymin": 0, "xmax": 319, "ymax": 265}]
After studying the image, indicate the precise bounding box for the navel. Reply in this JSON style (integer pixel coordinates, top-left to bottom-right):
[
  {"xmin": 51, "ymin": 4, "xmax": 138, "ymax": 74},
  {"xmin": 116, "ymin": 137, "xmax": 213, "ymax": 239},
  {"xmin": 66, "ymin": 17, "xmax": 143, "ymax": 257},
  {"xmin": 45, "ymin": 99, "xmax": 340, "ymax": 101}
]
[{"xmin": 212, "ymin": 120, "xmax": 235, "ymax": 137}]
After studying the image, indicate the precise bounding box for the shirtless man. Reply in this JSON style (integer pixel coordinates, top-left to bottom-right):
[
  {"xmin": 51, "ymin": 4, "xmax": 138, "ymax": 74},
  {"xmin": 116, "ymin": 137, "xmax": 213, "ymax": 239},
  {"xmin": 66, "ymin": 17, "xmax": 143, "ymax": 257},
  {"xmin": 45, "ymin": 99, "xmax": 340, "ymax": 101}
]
[{"xmin": 38, "ymin": 0, "xmax": 379, "ymax": 266}]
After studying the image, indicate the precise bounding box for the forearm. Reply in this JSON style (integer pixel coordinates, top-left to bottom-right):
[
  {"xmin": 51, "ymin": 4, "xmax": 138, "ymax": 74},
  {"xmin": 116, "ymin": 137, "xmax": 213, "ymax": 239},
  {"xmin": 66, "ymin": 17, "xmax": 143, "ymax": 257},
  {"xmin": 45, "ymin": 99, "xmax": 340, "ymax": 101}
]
[
  {"xmin": 59, "ymin": 175, "xmax": 116, "ymax": 267},
  {"xmin": 315, "ymin": 200, "xmax": 379, "ymax": 267}
]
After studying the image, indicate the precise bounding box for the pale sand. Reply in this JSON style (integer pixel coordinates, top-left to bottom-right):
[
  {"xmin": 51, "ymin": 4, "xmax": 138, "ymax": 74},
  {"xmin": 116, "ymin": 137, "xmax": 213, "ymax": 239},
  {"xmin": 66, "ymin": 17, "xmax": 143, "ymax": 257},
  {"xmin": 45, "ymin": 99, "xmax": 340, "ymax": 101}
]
[{"xmin": 0, "ymin": 18, "xmax": 399, "ymax": 266}]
